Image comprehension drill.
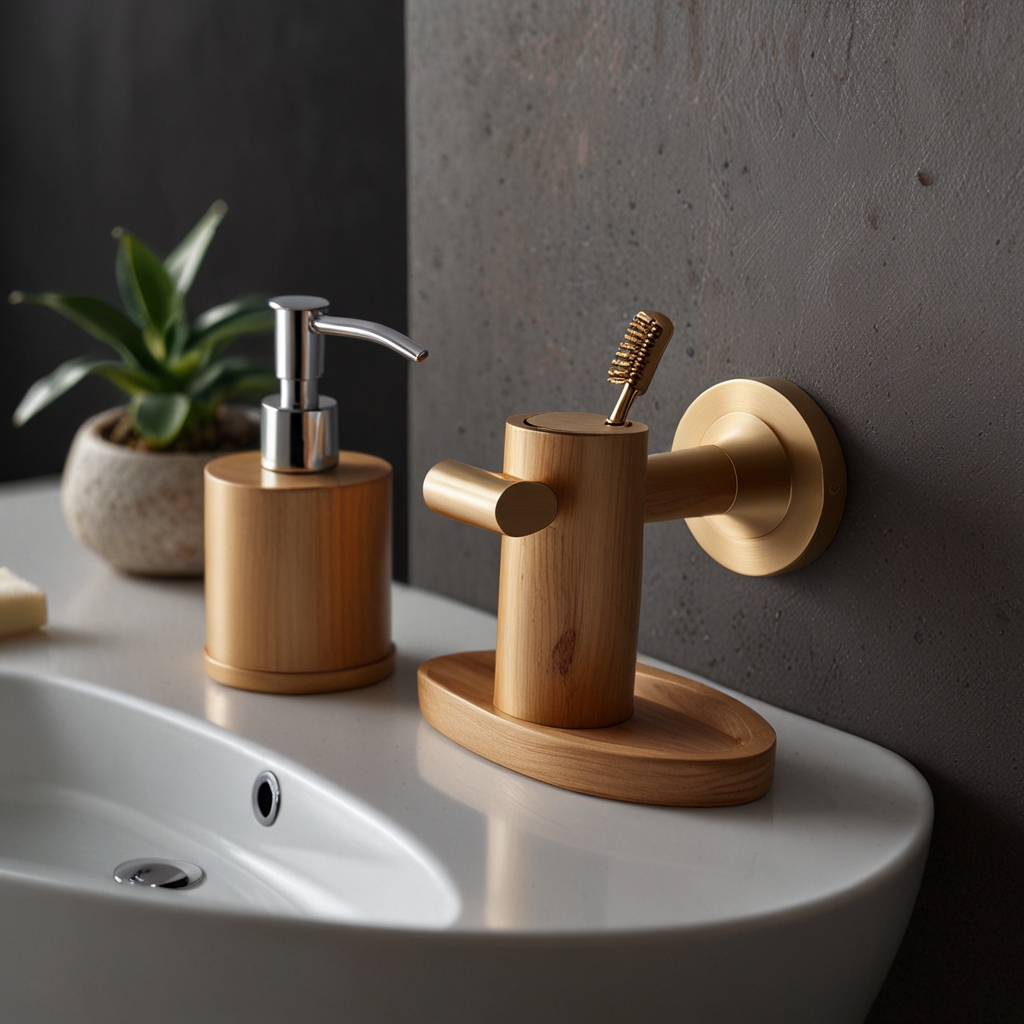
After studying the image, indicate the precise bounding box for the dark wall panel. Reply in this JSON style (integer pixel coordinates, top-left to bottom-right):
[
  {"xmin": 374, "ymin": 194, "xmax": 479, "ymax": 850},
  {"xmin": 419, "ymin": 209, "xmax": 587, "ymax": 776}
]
[{"xmin": 0, "ymin": 0, "xmax": 410, "ymax": 575}]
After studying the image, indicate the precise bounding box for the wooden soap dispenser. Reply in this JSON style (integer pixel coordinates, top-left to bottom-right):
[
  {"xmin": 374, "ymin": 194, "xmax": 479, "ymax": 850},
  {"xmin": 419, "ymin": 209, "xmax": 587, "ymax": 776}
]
[{"xmin": 203, "ymin": 295, "xmax": 427, "ymax": 694}]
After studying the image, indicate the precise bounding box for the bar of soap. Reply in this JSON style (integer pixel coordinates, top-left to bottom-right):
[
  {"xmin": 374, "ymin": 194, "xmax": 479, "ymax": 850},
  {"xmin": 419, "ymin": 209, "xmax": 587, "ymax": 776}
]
[{"xmin": 0, "ymin": 567, "xmax": 48, "ymax": 638}]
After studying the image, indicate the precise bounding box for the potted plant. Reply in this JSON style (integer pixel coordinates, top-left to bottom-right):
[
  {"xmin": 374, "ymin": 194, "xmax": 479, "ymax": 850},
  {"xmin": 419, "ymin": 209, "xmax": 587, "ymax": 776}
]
[{"xmin": 9, "ymin": 200, "xmax": 276, "ymax": 576}]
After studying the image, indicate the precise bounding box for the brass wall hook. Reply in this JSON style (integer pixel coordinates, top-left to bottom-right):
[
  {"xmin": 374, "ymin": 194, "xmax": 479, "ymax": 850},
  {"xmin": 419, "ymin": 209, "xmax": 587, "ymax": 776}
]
[
  {"xmin": 423, "ymin": 377, "xmax": 845, "ymax": 574},
  {"xmin": 649, "ymin": 377, "xmax": 846, "ymax": 574}
]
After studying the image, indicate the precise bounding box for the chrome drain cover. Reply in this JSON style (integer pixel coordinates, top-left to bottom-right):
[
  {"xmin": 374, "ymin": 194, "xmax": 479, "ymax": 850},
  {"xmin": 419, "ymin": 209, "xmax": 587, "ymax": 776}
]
[
  {"xmin": 252, "ymin": 770, "xmax": 281, "ymax": 826},
  {"xmin": 113, "ymin": 859, "xmax": 205, "ymax": 890}
]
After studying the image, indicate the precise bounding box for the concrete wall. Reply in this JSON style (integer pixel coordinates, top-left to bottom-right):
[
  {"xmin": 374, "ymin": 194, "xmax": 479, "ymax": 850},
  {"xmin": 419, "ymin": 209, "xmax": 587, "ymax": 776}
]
[{"xmin": 407, "ymin": 3, "xmax": 1023, "ymax": 1019}]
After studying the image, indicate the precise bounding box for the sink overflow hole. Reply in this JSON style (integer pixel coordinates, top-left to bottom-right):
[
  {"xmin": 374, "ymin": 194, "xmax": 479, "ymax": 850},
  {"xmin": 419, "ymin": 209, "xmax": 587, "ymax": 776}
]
[
  {"xmin": 113, "ymin": 859, "xmax": 205, "ymax": 890},
  {"xmin": 253, "ymin": 770, "xmax": 281, "ymax": 826}
]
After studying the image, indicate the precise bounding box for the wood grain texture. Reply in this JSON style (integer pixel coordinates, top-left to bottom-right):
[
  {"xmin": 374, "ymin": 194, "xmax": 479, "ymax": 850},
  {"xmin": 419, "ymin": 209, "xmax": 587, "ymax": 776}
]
[
  {"xmin": 204, "ymin": 450, "xmax": 393, "ymax": 693},
  {"xmin": 203, "ymin": 645, "xmax": 395, "ymax": 695},
  {"xmin": 495, "ymin": 413, "xmax": 648, "ymax": 727},
  {"xmin": 419, "ymin": 650, "xmax": 776, "ymax": 806}
]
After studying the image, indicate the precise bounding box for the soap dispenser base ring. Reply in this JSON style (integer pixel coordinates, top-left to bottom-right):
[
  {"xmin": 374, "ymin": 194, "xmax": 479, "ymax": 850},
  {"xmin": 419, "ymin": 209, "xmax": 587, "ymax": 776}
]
[
  {"xmin": 418, "ymin": 650, "xmax": 775, "ymax": 806},
  {"xmin": 204, "ymin": 645, "xmax": 395, "ymax": 694}
]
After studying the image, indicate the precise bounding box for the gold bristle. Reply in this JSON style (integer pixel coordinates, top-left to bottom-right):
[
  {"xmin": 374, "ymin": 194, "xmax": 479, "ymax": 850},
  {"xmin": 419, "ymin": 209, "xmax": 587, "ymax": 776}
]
[
  {"xmin": 605, "ymin": 309, "xmax": 675, "ymax": 425},
  {"xmin": 607, "ymin": 312, "xmax": 663, "ymax": 386}
]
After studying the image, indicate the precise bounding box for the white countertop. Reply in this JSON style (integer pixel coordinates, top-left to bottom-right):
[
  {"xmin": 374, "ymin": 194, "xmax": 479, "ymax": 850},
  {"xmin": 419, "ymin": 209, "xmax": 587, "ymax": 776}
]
[{"xmin": 0, "ymin": 478, "xmax": 931, "ymax": 935}]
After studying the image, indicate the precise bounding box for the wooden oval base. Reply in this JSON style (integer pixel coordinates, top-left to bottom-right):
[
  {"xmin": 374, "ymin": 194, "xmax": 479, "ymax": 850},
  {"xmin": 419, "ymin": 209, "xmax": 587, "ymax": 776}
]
[
  {"xmin": 205, "ymin": 645, "xmax": 395, "ymax": 694},
  {"xmin": 418, "ymin": 651, "xmax": 776, "ymax": 806}
]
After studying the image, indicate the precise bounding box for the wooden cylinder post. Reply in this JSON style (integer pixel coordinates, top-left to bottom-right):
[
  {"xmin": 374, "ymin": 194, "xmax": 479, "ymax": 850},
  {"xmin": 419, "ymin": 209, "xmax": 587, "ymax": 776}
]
[
  {"xmin": 204, "ymin": 450, "xmax": 394, "ymax": 694},
  {"xmin": 494, "ymin": 413, "xmax": 649, "ymax": 728}
]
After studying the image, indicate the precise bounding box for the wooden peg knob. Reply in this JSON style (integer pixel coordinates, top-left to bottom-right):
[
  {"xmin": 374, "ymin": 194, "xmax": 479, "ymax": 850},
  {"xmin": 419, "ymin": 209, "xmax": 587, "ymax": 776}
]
[{"xmin": 423, "ymin": 460, "xmax": 557, "ymax": 537}]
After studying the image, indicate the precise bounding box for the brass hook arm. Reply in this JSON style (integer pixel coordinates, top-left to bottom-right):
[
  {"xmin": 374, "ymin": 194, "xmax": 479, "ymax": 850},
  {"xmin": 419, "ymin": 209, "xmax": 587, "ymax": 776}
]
[
  {"xmin": 423, "ymin": 460, "xmax": 557, "ymax": 537},
  {"xmin": 644, "ymin": 447, "xmax": 738, "ymax": 523}
]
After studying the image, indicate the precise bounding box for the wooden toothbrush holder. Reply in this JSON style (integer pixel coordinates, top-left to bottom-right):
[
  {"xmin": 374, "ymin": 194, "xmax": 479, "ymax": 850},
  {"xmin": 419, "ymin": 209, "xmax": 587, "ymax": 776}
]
[
  {"xmin": 419, "ymin": 378, "xmax": 846, "ymax": 805},
  {"xmin": 495, "ymin": 413, "xmax": 648, "ymax": 728}
]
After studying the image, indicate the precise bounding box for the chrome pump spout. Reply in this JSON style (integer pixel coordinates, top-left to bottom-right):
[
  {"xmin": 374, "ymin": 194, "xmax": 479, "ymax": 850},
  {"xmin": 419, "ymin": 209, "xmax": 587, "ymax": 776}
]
[{"xmin": 262, "ymin": 295, "xmax": 428, "ymax": 473}]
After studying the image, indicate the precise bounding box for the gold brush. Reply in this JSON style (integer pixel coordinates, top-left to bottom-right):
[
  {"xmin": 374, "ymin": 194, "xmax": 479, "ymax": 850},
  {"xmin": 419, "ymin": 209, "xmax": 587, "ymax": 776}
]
[{"xmin": 605, "ymin": 310, "xmax": 675, "ymax": 425}]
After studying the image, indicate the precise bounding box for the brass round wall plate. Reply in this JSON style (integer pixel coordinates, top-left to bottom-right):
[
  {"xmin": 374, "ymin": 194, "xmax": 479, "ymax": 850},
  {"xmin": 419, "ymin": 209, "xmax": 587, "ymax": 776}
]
[{"xmin": 673, "ymin": 378, "xmax": 846, "ymax": 576}]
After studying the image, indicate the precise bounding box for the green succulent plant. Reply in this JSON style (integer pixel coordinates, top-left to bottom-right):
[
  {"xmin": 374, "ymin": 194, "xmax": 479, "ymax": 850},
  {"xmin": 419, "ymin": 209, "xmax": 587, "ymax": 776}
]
[{"xmin": 9, "ymin": 200, "xmax": 277, "ymax": 449}]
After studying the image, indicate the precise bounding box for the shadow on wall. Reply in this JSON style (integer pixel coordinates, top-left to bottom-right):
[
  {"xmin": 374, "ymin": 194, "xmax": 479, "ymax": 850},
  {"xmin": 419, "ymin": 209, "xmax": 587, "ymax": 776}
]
[
  {"xmin": 713, "ymin": 404, "xmax": 1024, "ymax": 1021},
  {"xmin": 870, "ymin": 782, "xmax": 1024, "ymax": 1021}
]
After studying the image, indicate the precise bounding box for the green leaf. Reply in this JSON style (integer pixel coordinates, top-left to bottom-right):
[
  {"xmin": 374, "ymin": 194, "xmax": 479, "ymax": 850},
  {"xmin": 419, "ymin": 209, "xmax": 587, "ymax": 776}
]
[
  {"xmin": 189, "ymin": 295, "xmax": 273, "ymax": 365},
  {"xmin": 165, "ymin": 346, "xmax": 206, "ymax": 383},
  {"xmin": 192, "ymin": 293, "xmax": 269, "ymax": 334},
  {"xmin": 12, "ymin": 356, "xmax": 157, "ymax": 426},
  {"xmin": 183, "ymin": 356, "xmax": 249, "ymax": 397},
  {"xmin": 115, "ymin": 232, "xmax": 182, "ymax": 354},
  {"xmin": 163, "ymin": 200, "xmax": 228, "ymax": 297},
  {"xmin": 135, "ymin": 392, "xmax": 192, "ymax": 446},
  {"xmin": 185, "ymin": 357, "xmax": 275, "ymax": 406},
  {"xmin": 217, "ymin": 372, "xmax": 278, "ymax": 404},
  {"xmin": 91, "ymin": 363, "xmax": 164, "ymax": 396},
  {"xmin": 10, "ymin": 292, "xmax": 161, "ymax": 373},
  {"xmin": 167, "ymin": 316, "xmax": 192, "ymax": 362}
]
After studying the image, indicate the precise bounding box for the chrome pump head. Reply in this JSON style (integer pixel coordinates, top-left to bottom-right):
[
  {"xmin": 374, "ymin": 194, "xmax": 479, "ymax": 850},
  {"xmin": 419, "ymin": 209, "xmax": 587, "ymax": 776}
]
[{"xmin": 262, "ymin": 295, "xmax": 427, "ymax": 472}]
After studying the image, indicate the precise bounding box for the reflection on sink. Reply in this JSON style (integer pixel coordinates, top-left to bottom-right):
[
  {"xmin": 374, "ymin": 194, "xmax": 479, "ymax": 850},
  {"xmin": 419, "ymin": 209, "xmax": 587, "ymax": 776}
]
[
  {"xmin": 414, "ymin": 674, "xmax": 932, "ymax": 1024},
  {"xmin": 415, "ymin": 711, "xmax": 926, "ymax": 934},
  {"xmin": 0, "ymin": 670, "xmax": 459, "ymax": 928}
]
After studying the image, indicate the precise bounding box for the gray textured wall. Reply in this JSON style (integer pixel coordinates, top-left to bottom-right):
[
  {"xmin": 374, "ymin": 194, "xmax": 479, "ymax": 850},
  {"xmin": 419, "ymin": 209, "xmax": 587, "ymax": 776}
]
[
  {"xmin": 1, "ymin": 0, "xmax": 411, "ymax": 574},
  {"xmin": 408, "ymin": 3, "xmax": 1023, "ymax": 1020}
]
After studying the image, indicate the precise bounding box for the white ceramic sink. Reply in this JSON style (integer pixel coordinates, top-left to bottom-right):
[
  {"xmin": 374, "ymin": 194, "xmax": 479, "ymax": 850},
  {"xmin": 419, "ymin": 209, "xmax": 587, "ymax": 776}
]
[
  {"xmin": 0, "ymin": 664, "xmax": 932, "ymax": 1024},
  {"xmin": 0, "ymin": 482, "xmax": 933, "ymax": 1024},
  {"xmin": 0, "ymin": 670, "xmax": 460, "ymax": 925}
]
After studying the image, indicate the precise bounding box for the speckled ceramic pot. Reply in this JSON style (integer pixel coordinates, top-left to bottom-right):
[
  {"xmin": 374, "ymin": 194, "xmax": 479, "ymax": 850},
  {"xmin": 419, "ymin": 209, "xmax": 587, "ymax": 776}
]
[{"xmin": 61, "ymin": 407, "xmax": 256, "ymax": 577}]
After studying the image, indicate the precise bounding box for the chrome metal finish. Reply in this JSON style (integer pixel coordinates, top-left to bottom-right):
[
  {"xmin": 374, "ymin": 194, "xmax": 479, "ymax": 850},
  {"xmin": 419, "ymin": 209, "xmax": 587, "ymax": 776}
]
[
  {"xmin": 252, "ymin": 771, "xmax": 281, "ymax": 826},
  {"xmin": 279, "ymin": 379, "xmax": 320, "ymax": 411},
  {"xmin": 310, "ymin": 316, "xmax": 429, "ymax": 363},
  {"xmin": 113, "ymin": 859, "xmax": 205, "ymax": 890},
  {"xmin": 261, "ymin": 395, "xmax": 338, "ymax": 472},
  {"xmin": 269, "ymin": 295, "xmax": 329, "ymax": 393},
  {"xmin": 261, "ymin": 295, "xmax": 428, "ymax": 473}
]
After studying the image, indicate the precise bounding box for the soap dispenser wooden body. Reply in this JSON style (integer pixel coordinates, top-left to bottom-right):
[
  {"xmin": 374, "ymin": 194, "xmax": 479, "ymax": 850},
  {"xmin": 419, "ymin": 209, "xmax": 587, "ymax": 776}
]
[{"xmin": 203, "ymin": 450, "xmax": 394, "ymax": 694}]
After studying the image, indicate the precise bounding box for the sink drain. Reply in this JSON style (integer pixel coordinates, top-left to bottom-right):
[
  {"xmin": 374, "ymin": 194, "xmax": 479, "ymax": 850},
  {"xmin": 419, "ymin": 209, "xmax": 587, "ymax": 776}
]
[
  {"xmin": 113, "ymin": 859, "xmax": 205, "ymax": 890},
  {"xmin": 252, "ymin": 770, "xmax": 280, "ymax": 826}
]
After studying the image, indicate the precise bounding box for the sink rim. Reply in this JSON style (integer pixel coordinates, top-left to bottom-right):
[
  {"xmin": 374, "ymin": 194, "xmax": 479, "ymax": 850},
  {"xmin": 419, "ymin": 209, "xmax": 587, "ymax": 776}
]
[{"xmin": 0, "ymin": 659, "xmax": 933, "ymax": 939}]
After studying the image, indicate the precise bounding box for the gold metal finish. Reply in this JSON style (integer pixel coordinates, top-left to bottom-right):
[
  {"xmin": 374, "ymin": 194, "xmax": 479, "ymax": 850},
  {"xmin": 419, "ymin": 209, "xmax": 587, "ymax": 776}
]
[
  {"xmin": 698, "ymin": 412, "xmax": 792, "ymax": 538},
  {"xmin": 673, "ymin": 378, "xmax": 846, "ymax": 575},
  {"xmin": 644, "ymin": 446, "xmax": 736, "ymax": 522},
  {"xmin": 606, "ymin": 311, "xmax": 675, "ymax": 424},
  {"xmin": 422, "ymin": 459, "xmax": 557, "ymax": 537}
]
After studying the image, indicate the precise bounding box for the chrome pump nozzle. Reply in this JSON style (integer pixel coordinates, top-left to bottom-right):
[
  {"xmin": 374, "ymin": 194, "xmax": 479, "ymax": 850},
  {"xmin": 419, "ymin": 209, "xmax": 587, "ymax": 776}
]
[{"xmin": 261, "ymin": 295, "xmax": 427, "ymax": 472}]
